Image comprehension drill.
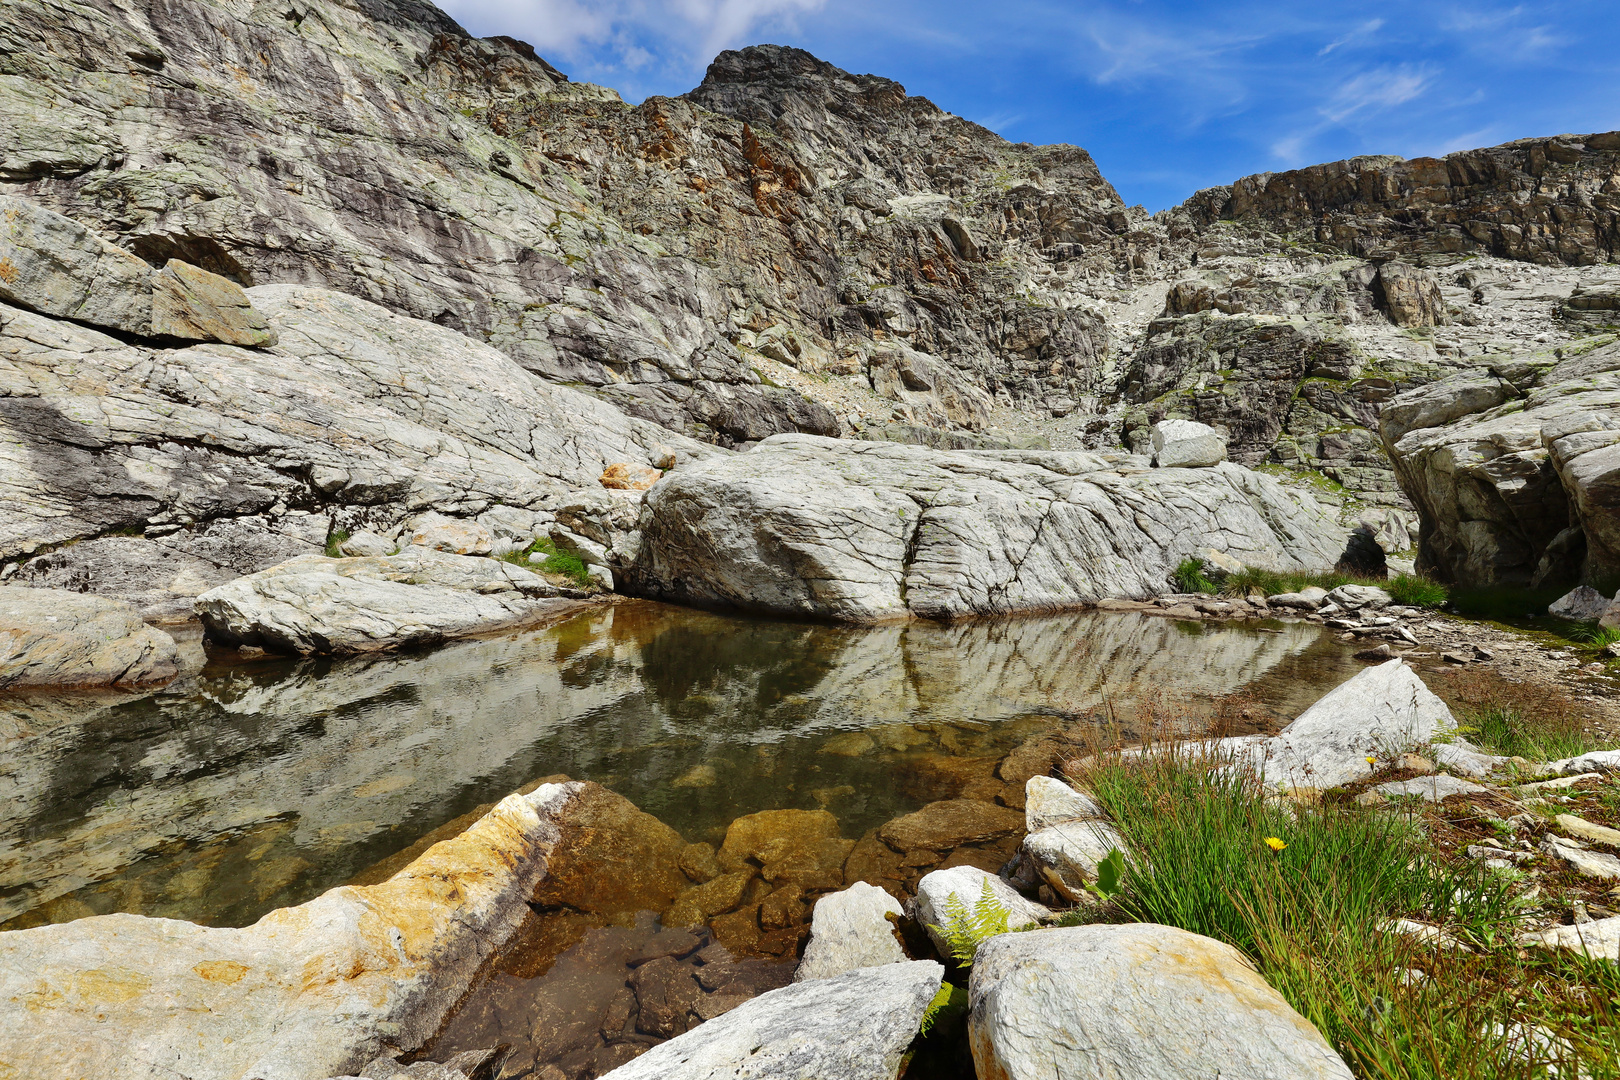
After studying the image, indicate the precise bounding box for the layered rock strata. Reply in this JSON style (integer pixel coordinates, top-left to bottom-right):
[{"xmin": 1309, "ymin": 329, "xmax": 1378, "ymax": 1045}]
[{"xmin": 625, "ymin": 434, "xmax": 1348, "ymax": 621}]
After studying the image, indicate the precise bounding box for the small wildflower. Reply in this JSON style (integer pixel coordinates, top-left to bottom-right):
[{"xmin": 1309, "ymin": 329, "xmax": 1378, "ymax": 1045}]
[
  {"xmin": 1264, "ymin": 836, "xmax": 1287, "ymax": 852},
  {"xmin": 1366, "ymin": 756, "xmax": 1377, "ymax": 767}
]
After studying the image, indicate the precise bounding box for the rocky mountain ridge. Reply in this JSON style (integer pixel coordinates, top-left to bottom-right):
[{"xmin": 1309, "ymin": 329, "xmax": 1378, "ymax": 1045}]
[{"xmin": 2, "ymin": 0, "xmax": 1618, "ymax": 590}]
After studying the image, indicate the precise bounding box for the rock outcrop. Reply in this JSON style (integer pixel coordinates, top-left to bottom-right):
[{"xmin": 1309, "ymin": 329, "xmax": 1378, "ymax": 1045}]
[
  {"xmin": 0, "ymin": 285, "xmax": 712, "ymax": 609},
  {"xmin": 1382, "ymin": 336, "xmax": 1620, "ymax": 587},
  {"xmin": 193, "ymin": 548, "xmax": 590, "ymax": 654},
  {"xmin": 968, "ymin": 924, "xmax": 1354, "ymax": 1080},
  {"xmin": 0, "ymin": 586, "xmax": 179, "ymax": 687},
  {"xmin": 1176, "ymin": 135, "xmax": 1620, "ymax": 266},
  {"xmin": 0, "ymin": 782, "xmax": 586, "ymax": 1080},
  {"xmin": 626, "ymin": 434, "xmax": 1348, "ymax": 621}
]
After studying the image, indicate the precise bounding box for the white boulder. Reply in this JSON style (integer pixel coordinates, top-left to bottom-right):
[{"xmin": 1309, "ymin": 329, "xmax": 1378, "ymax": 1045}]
[
  {"xmin": 598, "ymin": 961, "xmax": 943, "ymax": 1080},
  {"xmin": 1023, "ymin": 822, "xmax": 1127, "ymax": 902},
  {"xmin": 1324, "ymin": 583, "xmax": 1391, "ymax": 610},
  {"xmin": 1230, "ymin": 660, "xmax": 1457, "ymax": 789},
  {"xmin": 1151, "ymin": 419, "xmax": 1228, "ymax": 468},
  {"xmin": 1024, "ymin": 775, "xmax": 1104, "ymax": 830},
  {"xmin": 1548, "ymin": 585, "xmax": 1610, "ymax": 621},
  {"xmin": 793, "ymin": 882, "xmax": 907, "ymax": 982},
  {"xmin": 914, "ymin": 866, "xmax": 1049, "ymax": 957},
  {"xmin": 968, "ymin": 924, "xmax": 1353, "ymax": 1080}
]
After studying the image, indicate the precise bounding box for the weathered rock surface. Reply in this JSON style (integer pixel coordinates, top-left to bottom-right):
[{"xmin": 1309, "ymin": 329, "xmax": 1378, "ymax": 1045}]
[
  {"xmin": 1519, "ymin": 915, "xmax": 1620, "ymax": 962},
  {"xmin": 1382, "ymin": 336, "xmax": 1620, "ymax": 588},
  {"xmin": 0, "ymin": 586, "xmax": 179, "ymax": 687},
  {"xmin": 1023, "ymin": 775, "xmax": 1104, "ymax": 831},
  {"xmin": 1226, "ymin": 659, "xmax": 1457, "ymax": 789},
  {"xmin": 0, "ymin": 193, "xmax": 154, "ymax": 334},
  {"xmin": 1549, "ymin": 585, "xmax": 1611, "ymax": 620},
  {"xmin": 793, "ymin": 881, "xmax": 906, "ymax": 982},
  {"xmin": 0, "ymin": 782, "xmax": 585, "ymax": 1080},
  {"xmin": 0, "ymin": 285, "xmax": 713, "ymax": 598},
  {"xmin": 1151, "ymin": 418, "xmax": 1226, "ymax": 468},
  {"xmin": 968, "ymin": 924, "xmax": 1354, "ymax": 1080},
  {"xmin": 150, "ymin": 259, "xmax": 277, "ymax": 346},
  {"xmin": 193, "ymin": 548, "xmax": 588, "ymax": 654},
  {"xmin": 626, "ymin": 435, "xmax": 1347, "ymax": 621},
  {"xmin": 1177, "ymin": 137, "xmax": 1620, "ymax": 266},
  {"xmin": 878, "ymin": 799, "xmax": 1025, "ymax": 852},
  {"xmin": 596, "ymin": 960, "xmax": 943, "ymax": 1080}
]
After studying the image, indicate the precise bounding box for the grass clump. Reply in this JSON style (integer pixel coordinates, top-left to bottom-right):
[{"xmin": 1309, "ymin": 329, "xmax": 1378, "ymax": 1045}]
[
  {"xmin": 1215, "ymin": 567, "xmax": 1448, "ymax": 609},
  {"xmin": 1459, "ymin": 704, "xmax": 1598, "ymax": 762},
  {"xmin": 1171, "ymin": 557, "xmax": 1217, "ymax": 594},
  {"xmin": 1071, "ymin": 749, "xmax": 1618, "ymax": 1079},
  {"xmin": 323, "ymin": 530, "xmax": 351, "ymax": 558},
  {"xmin": 501, "ymin": 537, "xmax": 593, "ymax": 587}
]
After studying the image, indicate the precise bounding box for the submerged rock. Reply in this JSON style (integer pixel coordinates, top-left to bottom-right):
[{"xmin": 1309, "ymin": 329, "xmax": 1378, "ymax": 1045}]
[
  {"xmin": 194, "ymin": 548, "xmax": 589, "ymax": 654},
  {"xmin": 532, "ymin": 784, "xmax": 693, "ymax": 919},
  {"xmin": 968, "ymin": 925, "xmax": 1354, "ymax": 1080},
  {"xmin": 878, "ymin": 799, "xmax": 1025, "ymax": 852},
  {"xmin": 626, "ymin": 435, "xmax": 1346, "ymax": 622},
  {"xmin": 0, "ymin": 782, "xmax": 587, "ymax": 1080},
  {"xmin": 597, "ymin": 961, "xmax": 943, "ymax": 1080},
  {"xmin": 0, "ymin": 586, "xmax": 179, "ymax": 688},
  {"xmin": 793, "ymin": 881, "xmax": 906, "ymax": 982}
]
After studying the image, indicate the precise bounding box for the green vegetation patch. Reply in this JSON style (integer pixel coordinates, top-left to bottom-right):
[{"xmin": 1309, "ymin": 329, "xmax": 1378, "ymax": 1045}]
[
  {"xmin": 501, "ymin": 536, "xmax": 593, "ymax": 587},
  {"xmin": 1072, "ymin": 749, "xmax": 1619, "ymax": 1079}
]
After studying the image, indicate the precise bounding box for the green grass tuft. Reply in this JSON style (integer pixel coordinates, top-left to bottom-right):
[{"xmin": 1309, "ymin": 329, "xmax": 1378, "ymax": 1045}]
[
  {"xmin": 1459, "ymin": 704, "xmax": 1599, "ymax": 762},
  {"xmin": 1385, "ymin": 574, "xmax": 1449, "ymax": 609},
  {"xmin": 1072, "ymin": 749, "xmax": 1618, "ymax": 1079},
  {"xmin": 500, "ymin": 537, "xmax": 594, "ymax": 587},
  {"xmin": 323, "ymin": 530, "xmax": 350, "ymax": 558},
  {"xmin": 1171, "ymin": 557, "xmax": 1217, "ymax": 594},
  {"xmin": 1215, "ymin": 568, "xmax": 1448, "ymax": 610}
]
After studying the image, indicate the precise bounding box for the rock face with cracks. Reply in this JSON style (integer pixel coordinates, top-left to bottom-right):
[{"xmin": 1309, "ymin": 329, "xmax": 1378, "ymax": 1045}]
[
  {"xmin": 625, "ymin": 434, "xmax": 1348, "ymax": 622},
  {"xmin": 968, "ymin": 924, "xmax": 1355, "ymax": 1080}
]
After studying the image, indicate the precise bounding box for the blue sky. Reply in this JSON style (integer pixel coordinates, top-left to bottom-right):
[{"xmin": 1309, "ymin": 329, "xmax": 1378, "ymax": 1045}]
[{"xmin": 436, "ymin": 0, "xmax": 1620, "ymax": 211}]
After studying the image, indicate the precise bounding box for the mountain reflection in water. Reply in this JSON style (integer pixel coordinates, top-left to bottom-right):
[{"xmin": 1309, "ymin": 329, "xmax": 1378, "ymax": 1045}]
[{"xmin": 0, "ymin": 602, "xmax": 1360, "ymax": 929}]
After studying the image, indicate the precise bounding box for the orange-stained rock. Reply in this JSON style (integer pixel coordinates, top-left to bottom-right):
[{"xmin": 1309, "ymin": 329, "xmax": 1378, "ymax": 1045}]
[
  {"xmin": 533, "ymin": 783, "xmax": 691, "ymax": 918},
  {"xmin": 600, "ymin": 463, "xmax": 663, "ymax": 490}
]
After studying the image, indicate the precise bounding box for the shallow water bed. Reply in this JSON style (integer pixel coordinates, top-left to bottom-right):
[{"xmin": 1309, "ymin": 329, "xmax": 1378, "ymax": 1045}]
[{"xmin": 0, "ymin": 602, "xmax": 1363, "ymax": 930}]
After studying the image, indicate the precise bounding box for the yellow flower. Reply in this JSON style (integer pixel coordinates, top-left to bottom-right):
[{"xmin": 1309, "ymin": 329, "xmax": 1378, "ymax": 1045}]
[
  {"xmin": 1264, "ymin": 837, "xmax": 1287, "ymax": 852},
  {"xmin": 1366, "ymin": 756, "xmax": 1377, "ymax": 766}
]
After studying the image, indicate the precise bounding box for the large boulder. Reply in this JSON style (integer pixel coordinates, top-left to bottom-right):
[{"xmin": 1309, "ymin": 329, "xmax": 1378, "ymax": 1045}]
[
  {"xmin": 0, "ymin": 782, "xmax": 588, "ymax": 1080},
  {"xmin": 1227, "ymin": 659, "xmax": 1456, "ymax": 789},
  {"xmin": 0, "ymin": 586, "xmax": 179, "ymax": 688},
  {"xmin": 968, "ymin": 924, "xmax": 1354, "ymax": 1080},
  {"xmin": 1151, "ymin": 418, "xmax": 1227, "ymax": 468},
  {"xmin": 597, "ymin": 961, "xmax": 944, "ymax": 1080},
  {"xmin": 793, "ymin": 881, "xmax": 906, "ymax": 982},
  {"xmin": 1019, "ymin": 777, "xmax": 1126, "ymax": 902},
  {"xmin": 0, "ymin": 193, "xmax": 154, "ymax": 334},
  {"xmin": 193, "ymin": 548, "xmax": 589, "ymax": 654},
  {"xmin": 150, "ymin": 259, "xmax": 277, "ymax": 346},
  {"xmin": 1548, "ymin": 585, "xmax": 1610, "ymax": 620},
  {"xmin": 625, "ymin": 435, "xmax": 1346, "ymax": 622},
  {"xmin": 1382, "ymin": 338, "xmax": 1620, "ymax": 587}
]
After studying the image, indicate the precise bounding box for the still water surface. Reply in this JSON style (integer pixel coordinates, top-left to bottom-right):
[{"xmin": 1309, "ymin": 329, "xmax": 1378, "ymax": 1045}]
[{"xmin": 0, "ymin": 602, "xmax": 1366, "ymax": 930}]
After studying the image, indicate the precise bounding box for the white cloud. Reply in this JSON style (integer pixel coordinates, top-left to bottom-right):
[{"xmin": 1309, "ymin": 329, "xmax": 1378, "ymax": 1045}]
[
  {"xmin": 1321, "ymin": 64, "xmax": 1435, "ymax": 124},
  {"xmin": 1318, "ymin": 18, "xmax": 1382, "ymax": 55},
  {"xmin": 437, "ymin": 0, "xmax": 825, "ymax": 68}
]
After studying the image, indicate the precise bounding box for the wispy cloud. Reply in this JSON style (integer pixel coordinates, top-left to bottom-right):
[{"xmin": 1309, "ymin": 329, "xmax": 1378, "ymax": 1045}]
[
  {"xmin": 1321, "ymin": 64, "xmax": 1435, "ymax": 123},
  {"xmin": 436, "ymin": 0, "xmax": 825, "ymax": 74},
  {"xmin": 1318, "ymin": 18, "xmax": 1382, "ymax": 55}
]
